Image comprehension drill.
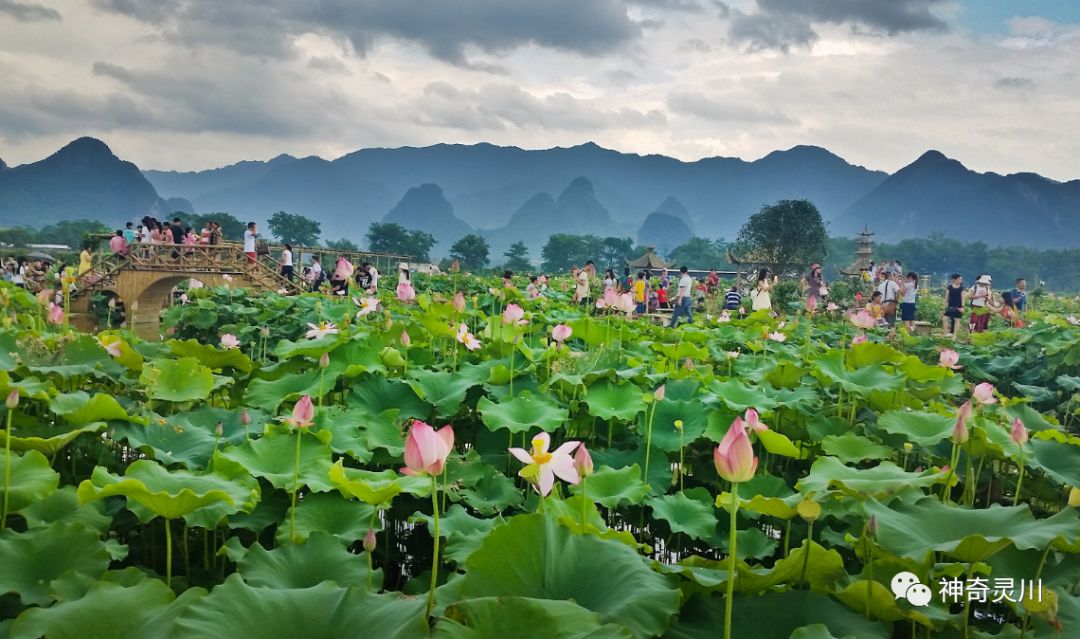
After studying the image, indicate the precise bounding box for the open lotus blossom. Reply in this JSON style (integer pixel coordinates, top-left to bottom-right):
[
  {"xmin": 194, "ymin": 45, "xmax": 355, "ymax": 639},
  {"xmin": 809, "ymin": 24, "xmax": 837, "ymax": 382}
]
[
  {"xmin": 725, "ymin": 350, "xmax": 739, "ymax": 360},
  {"xmin": 573, "ymin": 443, "xmax": 594, "ymax": 477},
  {"xmin": 952, "ymin": 416, "xmax": 970, "ymax": 444},
  {"xmin": 767, "ymin": 331, "xmax": 786, "ymax": 343},
  {"xmin": 777, "ymin": 321, "xmax": 787, "ymax": 329},
  {"xmin": 1064, "ymin": 314, "xmax": 1080, "ymax": 326},
  {"xmin": 852, "ymin": 334, "xmax": 868, "ymax": 345},
  {"xmin": 306, "ymin": 321, "xmax": 339, "ymax": 340},
  {"xmin": 502, "ymin": 303, "xmax": 527, "ymax": 325},
  {"xmin": 179, "ymin": 293, "xmax": 189, "ymax": 304},
  {"xmin": 284, "ymin": 395, "xmax": 315, "ymax": 429},
  {"xmin": 713, "ymin": 417, "xmax": 757, "ymax": 483},
  {"xmin": 1011, "ymin": 418, "xmax": 1029, "ymax": 446},
  {"xmin": 353, "ymin": 296, "xmax": 379, "ymax": 317},
  {"xmin": 827, "ymin": 302, "xmax": 839, "ymax": 312},
  {"xmin": 401, "ymin": 420, "xmax": 455, "ymax": 476},
  {"xmin": 939, "ymin": 349, "xmax": 961, "ymax": 369},
  {"xmin": 335, "ymin": 257, "xmax": 354, "ymax": 280},
  {"xmin": 718, "ymin": 311, "xmax": 731, "ymax": 323},
  {"xmin": 277, "ymin": 288, "xmax": 290, "ymax": 295},
  {"xmin": 455, "ymin": 323, "xmax": 481, "ymax": 351},
  {"xmin": 972, "ymin": 382, "xmax": 997, "ymax": 405},
  {"xmin": 744, "ymin": 408, "xmax": 768, "ymax": 433},
  {"xmin": 45, "ymin": 302, "xmax": 64, "ymax": 326},
  {"xmin": 849, "ymin": 310, "xmax": 876, "ymax": 330},
  {"xmin": 220, "ymin": 333, "xmax": 240, "ymax": 349},
  {"xmin": 738, "ymin": 306, "xmax": 746, "ymax": 315},
  {"xmin": 509, "ymin": 432, "xmax": 581, "ymax": 497},
  {"xmin": 97, "ymin": 337, "xmax": 123, "ymax": 358},
  {"xmin": 551, "ymin": 324, "xmax": 572, "ymax": 343},
  {"xmin": 596, "ymin": 288, "xmax": 617, "ymax": 309},
  {"xmin": 453, "ymin": 291, "xmax": 466, "ymax": 312},
  {"xmin": 615, "ymin": 293, "xmax": 636, "ymax": 315}
]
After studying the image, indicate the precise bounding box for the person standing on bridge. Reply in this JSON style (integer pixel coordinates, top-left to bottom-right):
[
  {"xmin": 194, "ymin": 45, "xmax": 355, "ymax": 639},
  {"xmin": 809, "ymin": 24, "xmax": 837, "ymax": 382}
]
[
  {"xmin": 243, "ymin": 222, "xmax": 258, "ymax": 265},
  {"xmin": 280, "ymin": 244, "xmax": 294, "ymax": 281}
]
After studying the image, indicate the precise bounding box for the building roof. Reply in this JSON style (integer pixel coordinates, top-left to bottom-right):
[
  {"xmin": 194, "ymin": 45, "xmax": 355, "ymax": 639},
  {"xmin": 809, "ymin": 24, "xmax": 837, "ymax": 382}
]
[{"xmin": 626, "ymin": 246, "xmax": 669, "ymax": 269}]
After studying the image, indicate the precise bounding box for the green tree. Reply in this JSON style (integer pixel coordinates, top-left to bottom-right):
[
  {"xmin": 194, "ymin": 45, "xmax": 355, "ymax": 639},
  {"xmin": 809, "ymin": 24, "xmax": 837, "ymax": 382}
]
[
  {"xmin": 449, "ymin": 234, "xmax": 490, "ymax": 271},
  {"xmin": 365, "ymin": 222, "xmax": 436, "ymax": 262},
  {"xmin": 325, "ymin": 238, "xmax": 360, "ymax": 251},
  {"xmin": 599, "ymin": 237, "xmax": 634, "ymax": 269},
  {"xmin": 668, "ymin": 237, "xmax": 729, "ymax": 268},
  {"xmin": 0, "ymin": 227, "xmax": 35, "ymax": 247},
  {"xmin": 502, "ymin": 241, "xmax": 532, "ymax": 272},
  {"xmin": 542, "ymin": 234, "xmax": 593, "ymax": 272},
  {"xmin": 734, "ymin": 200, "xmax": 827, "ymax": 276},
  {"xmin": 186, "ymin": 212, "xmax": 245, "ymax": 241},
  {"xmin": 268, "ymin": 211, "xmax": 321, "ymax": 246},
  {"xmin": 34, "ymin": 219, "xmax": 110, "ymax": 250}
]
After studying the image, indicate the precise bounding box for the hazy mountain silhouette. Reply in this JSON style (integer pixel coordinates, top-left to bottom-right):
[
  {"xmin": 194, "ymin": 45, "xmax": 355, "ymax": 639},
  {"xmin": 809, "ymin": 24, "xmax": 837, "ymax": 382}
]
[
  {"xmin": 382, "ymin": 183, "xmax": 471, "ymax": 252},
  {"xmin": 638, "ymin": 212, "xmax": 693, "ymax": 254}
]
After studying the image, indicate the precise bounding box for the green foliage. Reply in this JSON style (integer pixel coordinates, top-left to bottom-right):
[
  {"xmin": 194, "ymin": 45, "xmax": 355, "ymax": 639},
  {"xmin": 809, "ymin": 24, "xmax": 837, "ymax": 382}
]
[
  {"xmin": 541, "ymin": 234, "xmax": 633, "ymax": 272},
  {"xmin": 667, "ymin": 236, "xmax": 731, "ymax": 268},
  {"xmin": 32, "ymin": 219, "xmax": 110, "ymax": 249},
  {"xmin": 735, "ymin": 200, "xmax": 828, "ymax": 276},
  {"xmin": 267, "ymin": 211, "xmax": 321, "ymax": 246},
  {"xmin": 324, "ymin": 238, "xmax": 359, "ymax": 251},
  {"xmin": 185, "ymin": 212, "xmax": 245, "ymax": 240},
  {"xmin": 365, "ymin": 221, "xmax": 434, "ymax": 261},
  {"xmin": 450, "ymin": 233, "xmax": 491, "ymax": 270},
  {"xmin": 503, "ymin": 240, "xmax": 533, "ymax": 272}
]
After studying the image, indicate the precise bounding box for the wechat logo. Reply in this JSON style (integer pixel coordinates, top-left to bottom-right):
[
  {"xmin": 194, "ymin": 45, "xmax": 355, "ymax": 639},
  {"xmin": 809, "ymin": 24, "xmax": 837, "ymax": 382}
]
[{"xmin": 891, "ymin": 572, "xmax": 932, "ymax": 607}]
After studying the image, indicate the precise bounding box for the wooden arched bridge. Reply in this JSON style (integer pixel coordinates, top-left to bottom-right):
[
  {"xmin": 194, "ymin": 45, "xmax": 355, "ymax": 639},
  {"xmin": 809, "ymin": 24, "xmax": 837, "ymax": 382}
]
[{"xmin": 70, "ymin": 243, "xmax": 299, "ymax": 339}]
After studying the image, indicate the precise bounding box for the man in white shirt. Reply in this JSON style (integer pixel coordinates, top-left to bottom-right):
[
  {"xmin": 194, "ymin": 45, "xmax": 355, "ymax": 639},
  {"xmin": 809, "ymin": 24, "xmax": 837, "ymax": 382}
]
[
  {"xmin": 243, "ymin": 222, "xmax": 258, "ymax": 264},
  {"xmin": 876, "ymin": 272, "xmax": 900, "ymax": 328},
  {"xmin": 667, "ymin": 266, "xmax": 695, "ymax": 327}
]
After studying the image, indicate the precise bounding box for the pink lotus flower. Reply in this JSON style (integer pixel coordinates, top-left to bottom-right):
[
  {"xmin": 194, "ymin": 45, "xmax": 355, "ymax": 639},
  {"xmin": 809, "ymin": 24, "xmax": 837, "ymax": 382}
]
[
  {"xmin": 47, "ymin": 303, "xmax": 64, "ymax": 325},
  {"xmin": 97, "ymin": 337, "xmax": 122, "ymax": 358},
  {"xmin": 456, "ymin": 323, "xmax": 481, "ymax": 351},
  {"xmin": 573, "ymin": 443, "xmax": 594, "ymax": 477},
  {"xmin": 806, "ymin": 295, "xmax": 818, "ymax": 313},
  {"xmin": 713, "ymin": 417, "xmax": 757, "ymax": 483},
  {"xmin": 972, "ymin": 382, "xmax": 997, "ymax": 405},
  {"xmin": 683, "ymin": 357, "xmax": 694, "ymax": 370},
  {"xmin": 220, "ymin": 333, "xmax": 240, "ymax": 349},
  {"xmin": 615, "ymin": 293, "xmax": 636, "ymax": 315},
  {"xmin": 400, "ymin": 330, "xmax": 411, "ymax": 347},
  {"xmin": 957, "ymin": 400, "xmax": 973, "ymax": 423},
  {"xmin": 952, "ymin": 416, "xmax": 969, "ymax": 444},
  {"xmin": 551, "ymin": 324, "xmax": 572, "ymax": 343},
  {"xmin": 724, "ymin": 350, "xmax": 739, "ymax": 360},
  {"xmin": 595, "ymin": 288, "xmax": 618, "ymax": 310},
  {"xmin": 939, "ymin": 349, "xmax": 960, "ymax": 369},
  {"xmin": 1011, "ymin": 418, "xmax": 1029, "ymax": 446},
  {"xmin": 363, "ymin": 528, "xmax": 377, "ymax": 553},
  {"xmin": 453, "ymin": 291, "xmax": 466, "ymax": 312},
  {"xmin": 744, "ymin": 408, "xmax": 768, "ymax": 433},
  {"xmin": 502, "ymin": 303, "xmax": 526, "ymax": 325},
  {"xmin": 509, "ymin": 432, "xmax": 581, "ymax": 496},
  {"xmin": 654, "ymin": 385, "xmax": 666, "ymax": 401},
  {"xmin": 240, "ymin": 410, "xmax": 252, "ymax": 426},
  {"xmin": 284, "ymin": 395, "xmax": 315, "ymax": 429},
  {"xmin": 306, "ymin": 321, "xmax": 339, "ymax": 340},
  {"xmin": 335, "ymin": 257, "xmax": 354, "ymax": 280},
  {"xmin": 319, "ymin": 352, "xmax": 330, "ymax": 368},
  {"xmin": 767, "ymin": 331, "xmax": 786, "ymax": 343},
  {"xmin": 402, "ymin": 420, "xmax": 455, "ymax": 476},
  {"xmin": 261, "ymin": 326, "xmax": 270, "ymax": 337},
  {"xmin": 849, "ymin": 310, "xmax": 876, "ymax": 330},
  {"xmin": 353, "ymin": 296, "xmax": 379, "ymax": 317},
  {"xmin": 1068, "ymin": 315, "xmax": 1080, "ymax": 326},
  {"xmin": 852, "ymin": 334, "xmax": 868, "ymax": 345},
  {"xmin": 6, "ymin": 389, "xmax": 19, "ymax": 410},
  {"xmin": 827, "ymin": 302, "xmax": 839, "ymax": 312}
]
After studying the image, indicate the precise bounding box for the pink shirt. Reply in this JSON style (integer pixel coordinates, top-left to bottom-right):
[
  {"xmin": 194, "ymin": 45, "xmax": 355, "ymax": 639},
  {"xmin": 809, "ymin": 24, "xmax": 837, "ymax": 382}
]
[{"xmin": 109, "ymin": 235, "xmax": 127, "ymax": 255}]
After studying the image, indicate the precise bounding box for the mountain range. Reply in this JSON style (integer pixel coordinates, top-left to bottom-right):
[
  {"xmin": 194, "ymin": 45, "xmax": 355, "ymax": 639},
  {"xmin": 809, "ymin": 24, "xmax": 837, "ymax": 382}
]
[{"xmin": 1, "ymin": 137, "xmax": 1078, "ymax": 252}]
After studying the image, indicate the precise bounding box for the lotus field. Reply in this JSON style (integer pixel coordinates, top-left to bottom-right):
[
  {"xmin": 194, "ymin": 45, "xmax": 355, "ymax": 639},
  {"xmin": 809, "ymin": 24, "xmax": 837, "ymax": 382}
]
[{"xmin": 4, "ymin": 279, "xmax": 1080, "ymax": 639}]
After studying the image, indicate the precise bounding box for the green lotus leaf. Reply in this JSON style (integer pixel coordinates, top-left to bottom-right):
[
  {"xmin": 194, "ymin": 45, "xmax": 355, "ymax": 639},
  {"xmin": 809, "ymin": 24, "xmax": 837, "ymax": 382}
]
[
  {"xmin": 648, "ymin": 399, "xmax": 709, "ymax": 452},
  {"xmin": 229, "ymin": 490, "xmax": 290, "ymax": 534},
  {"xmin": 181, "ymin": 455, "xmax": 262, "ymax": 529},
  {"xmin": 835, "ymin": 581, "xmax": 932, "ymax": 626},
  {"xmin": 820, "ymin": 432, "xmax": 893, "ymax": 463},
  {"xmin": 243, "ymin": 368, "xmax": 325, "ymax": 410},
  {"xmin": 461, "ymin": 468, "xmax": 523, "ymax": 515},
  {"xmin": 77, "ymin": 459, "xmax": 255, "ymax": 521},
  {"xmin": 329, "ymin": 459, "xmax": 402, "ymax": 505},
  {"xmin": 798, "ymin": 457, "xmax": 942, "ymax": 500},
  {"xmin": 1012, "ymin": 382, "xmax": 1056, "ymax": 404},
  {"xmin": 1057, "ymin": 375, "xmax": 1080, "ymax": 392},
  {"xmin": 477, "ymin": 391, "xmax": 569, "ymax": 434},
  {"xmin": 647, "ymin": 490, "xmax": 718, "ymax": 541},
  {"xmin": 20, "ymin": 485, "xmax": 111, "ymax": 533},
  {"xmin": 112, "ymin": 406, "xmax": 255, "ymax": 469},
  {"xmin": 219, "ymin": 429, "xmax": 335, "ymax": 493},
  {"xmin": 0, "ymin": 372, "xmax": 55, "ymax": 401},
  {"xmin": 865, "ymin": 497, "xmax": 1080, "ymax": 562},
  {"xmin": 0, "ymin": 331, "xmax": 19, "ymax": 371},
  {"xmin": 172, "ymin": 575, "xmax": 427, "ymax": 639},
  {"xmin": 457, "ymin": 513, "xmax": 680, "ymax": 639},
  {"xmin": 876, "ymin": 410, "xmax": 957, "ymax": 447},
  {"xmin": 665, "ymin": 591, "xmax": 888, "ymax": 639},
  {"xmin": 49, "ymin": 391, "xmax": 139, "ymax": 425},
  {"xmin": 349, "ymin": 374, "xmax": 429, "ymax": 420},
  {"xmin": 438, "ymin": 596, "xmax": 633, "ymax": 639},
  {"xmin": 276, "ymin": 491, "xmax": 374, "ymax": 545},
  {"xmin": 757, "ymin": 429, "xmax": 806, "ymax": 459},
  {"xmin": 706, "ymin": 379, "xmax": 779, "ymax": 412},
  {"xmin": 789, "ymin": 624, "xmax": 861, "ymax": 639},
  {"xmin": 1026, "ymin": 438, "xmax": 1080, "ymax": 487},
  {"xmin": 735, "ymin": 540, "xmax": 846, "ymax": 594},
  {"xmin": 408, "ymin": 368, "xmax": 480, "ymax": 417},
  {"xmin": 139, "ymin": 357, "xmax": 214, "ymax": 402},
  {"xmin": 0, "ymin": 421, "xmax": 106, "ymax": 456},
  {"xmin": 170, "ymin": 339, "xmax": 254, "ymax": 372},
  {"xmin": 726, "ymin": 526, "xmax": 779, "ymax": 561},
  {"xmin": 814, "ymin": 352, "xmax": 904, "ymax": 396},
  {"xmin": 26, "ymin": 335, "xmax": 124, "ymax": 380},
  {"xmin": 845, "ymin": 342, "xmax": 905, "ymax": 368},
  {"xmin": 1005, "ymin": 403, "xmax": 1058, "ymax": 432},
  {"xmin": 413, "ymin": 504, "xmax": 503, "ymax": 565},
  {"xmin": 0, "ymin": 449, "xmax": 59, "ymax": 512},
  {"xmin": 239, "ymin": 531, "xmax": 380, "ymax": 589},
  {"xmin": 570, "ymin": 464, "xmax": 649, "ymax": 509},
  {"xmin": 10, "ymin": 577, "xmax": 205, "ymax": 639},
  {"xmin": 585, "ymin": 379, "xmax": 646, "ymax": 422},
  {"xmin": 0, "ymin": 522, "xmax": 113, "ymax": 605}
]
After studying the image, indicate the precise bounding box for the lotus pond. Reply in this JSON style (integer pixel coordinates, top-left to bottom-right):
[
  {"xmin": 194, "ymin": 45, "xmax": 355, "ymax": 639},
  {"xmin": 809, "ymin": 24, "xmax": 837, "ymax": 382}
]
[{"xmin": 2, "ymin": 280, "xmax": 1080, "ymax": 639}]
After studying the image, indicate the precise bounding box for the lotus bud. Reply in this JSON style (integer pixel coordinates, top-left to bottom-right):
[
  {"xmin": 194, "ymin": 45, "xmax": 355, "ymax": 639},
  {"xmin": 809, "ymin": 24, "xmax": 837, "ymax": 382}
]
[
  {"xmin": 453, "ymin": 291, "xmax": 466, "ymax": 312},
  {"xmin": 1069, "ymin": 487, "xmax": 1080, "ymax": 508},
  {"xmin": 951, "ymin": 417, "xmax": 969, "ymax": 444},
  {"xmin": 797, "ymin": 499, "xmax": 821, "ymax": 523},
  {"xmin": 866, "ymin": 515, "xmax": 877, "ymax": 537},
  {"xmin": 712, "ymin": 417, "xmax": 757, "ymax": 483},
  {"xmin": 363, "ymin": 528, "xmax": 377, "ymax": 553},
  {"xmin": 400, "ymin": 329, "xmax": 411, "ymax": 347},
  {"xmin": 972, "ymin": 382, "xmax": 997, "ymax": 405},
  {"xmin": 240, "ymin": 410, "xmax": 252, "ymax": 426},
  {"xmin": 215, "ymin": 421, "xmax": 224, "ymax": 437},
  {"xmin": 5, "ymin": 389, "xmax": 18, "ymax": 410},
  {"xmin": 573, "ymin": 444, "xmax": 594, "ymax": 477},
  {"xmin": 1010, "ymin": 417, "xmax": 1028, "ymax": 446},
  {"xmin": 654, "ymin": 385, "xmax": 666, "ymax": 402},
  {"xmin": 902, "ymin": 442, "xmax": 913, "ymax": 453},
  {"xmin": 957, "ymin": 400, "xmax": 973, "ymax": 423},
  {"xmin": 319, "ymin": 352, "xmax": 330, "ymax": 368},
  {"xmin": 674, "ymin": 419, "xmax": 684, "ymax": 432},
  {"xmin": 683, "ymin": 357, "xmax": 693, "ymax": 370},
  {"xmin": 261, "ymin": 325, "xmax": 270, "ymax": 337},
  {"xmin": 108, "ymin": 297, "xmax": 116, "ymax": 309}
]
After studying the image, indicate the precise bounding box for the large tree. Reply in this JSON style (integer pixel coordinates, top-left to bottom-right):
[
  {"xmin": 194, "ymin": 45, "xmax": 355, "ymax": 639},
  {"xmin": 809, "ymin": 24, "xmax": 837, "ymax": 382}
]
[
  {"xmin": 734, "ymin": 200, "xmax": 827, "ymax": 276},
  {"xmin": 449, "ymin": 234, "xmax": 490, "ymax": 271},
  {"xmin": 268, "ymin": 211, "xmax": 321, "ymax": 246},
  {"xmin": 34, "ymin": 219, "xmax": 110, "ymax": 250},
  {"xmin": 542, "ymin": 234, "xmax": 595, "ymax": 272},
  {"xmin": 502, "ymin": 241, "xmax": 532, "ymax": 272},
  {"xmin": 668, "ymin": 237, "xmax": 730, "ymax": 269},
  {"xmin": 365, "ymin": 222, "xmax": 436, "ymax": 262},
  {"xmin": 185, "ymin": 212, "xmax": 245, "ymax": 241},
  {"xmin": 600, "ymin": 237, "xmax": 634, "ymax": 270},
  {"xmin": 325, "ymin": 238, "xmax": 360, "ymax": 251}
]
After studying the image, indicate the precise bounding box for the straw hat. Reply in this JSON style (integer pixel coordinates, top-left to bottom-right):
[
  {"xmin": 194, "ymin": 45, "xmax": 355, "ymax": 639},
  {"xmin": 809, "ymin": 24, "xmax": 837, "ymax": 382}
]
[
  {"xmin": 977, "ymin": 275, "xmax": 992, "ymax": 285},
  {"xmin": 398, "ymin": 262, "xmax": 409, "ymax": 270}
]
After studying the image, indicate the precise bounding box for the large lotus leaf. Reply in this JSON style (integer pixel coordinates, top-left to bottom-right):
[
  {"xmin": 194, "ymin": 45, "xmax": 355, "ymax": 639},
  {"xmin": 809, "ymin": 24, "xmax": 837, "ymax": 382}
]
[
  {"xmin": 1026, "ymin": 438, "xmax": 1080, "ymax": 487},
  {"xmin": 0, "ymin": 331, "xmax": 18, "ymax": 371},
  {"xmin": 788, "ymin": 625, "xmax": 858, "ymax": 639},
  {"xmin": 277, "ymin": 491, "xmax": 374, "ymax": 545},
  {"xmin": 181, "ymin": 455, "xmax": 262, "ymax": 529},
  {"xmin": 664, "ymin": 591, "xmax": 888, "ymax": 639},
  {"xmin": 735, "ymin": 540, "xmax": 846, "ymax": 594},
  {"xmin": 585, "ymin": 380, "xmax": 646, "ymax": 421},
  {"xmin": 139, "ymin": 357, "xmax": 214, "ymax": 402},
  {"xmin": 0, "ymin": 372, "xmax": 54, "ymax": 401},
  {"xmin": 20, "ymin": 485, "xmax": 111, "ymax": 533},
  {"xmin": 845, "ymin": 342, "xmax": 905, "ymax": 368},
  {"xmin": 706, "ymin": 379, "xmax": 778, "ymax": 411},
  {"xmin": 438, "ymin": 596, "xmax": 633, "ymax": 639},
  {"xmin": 570, "ymin": 464, "xmax": 649, "ymax": 509},
  {"xmin": 1012, "ymin": 382, "xmax": 1056, "ymax": 404},
  {"xmin": 814, "ymin": 352, "xmax": 904, "ymax": 396},
  {"xmin": 307, "ymin": 406, "xmax": 371, "ymax": 462},
  {"xmin": 112, "ymin": 406, "xmax": 254, "ymax": 469},
  {"xmin": 764, "ymin": 386, "xmax": 822, "ymax": 414},
  {"xmin": 820, "ymin": 432, "xmax": 893, "ymax": 463},
  {"xmin": 220, "ymin": 430, "xmax": 335, "ymax": 493},
  {"xmin": 329, "ymin": 460, "xmax": 402, "ymax": 506},
  {"xmin": 414, "ymin": 504, "xmax": 503, "ymax": 565},
  {"xmin": 1005, "ymin": 403, "xmax": 1058, "ymax": 432},
  {"xmin": 0, "ymin": 421, "xmax": 105, "ymax": 456},
  {"xmin": 0, "ymin": 522, "xmax": 112, "ymax": 605},
  {"xmin": 477, "ymin": 392, "xmax": 569, "ymax": 434},
  {"xmin": 77, "ymin": 459, "xmax": 255, "ymax": 521},
  {"xmin": 798, "ymin": 457, "xmax": 941, "ymax": 500},
  {"xmin": 229, "ymin": 490, "xmax": 290, "ymax": 534},
  {"xmin": 354, "ymin": 408, "xmax": 408, "ymax": 458},
  {"xmin": 172, "ymin": 575, "xmax": 427, "ymax": 639},
  {"xmin": 0, "ymin": 449, "xmax": 59, "ymax": 512},
  {"xmin": 10, "ymin": 578, "xmax": 205, "ymax": 639},
  {"xmin": 875, "ymin": 410, "xmax": 957, "ymax": 447},
  {"xmin": 461, "ymin": 468, "xmax": 523, "ymax": 515},
  {"xmin": 408, "ymin": 368, "xmax": 480, "ymax": 417},
  {"xmin": 26, "ymin": 335, "xmax": 124, "ymax": 379},
  {"xmin": 349, "ymin": 375, "xmax": 429, "ymax": 420},
  {"xmin": 239, "ymin": 532, "xmax": 378, "ymax": 589},
  {"xmin": 647, "ymin": 490, "xmax": 717, "ymax": 541},
  {"xmin": 170, "ymin": 339, "xmax": 253, "ymax": 372},
  {"xmin": 835, "ymin": 581, "xmax": 932, "ymax": 626},
  {"xmin": 243, "ymin": 368, "xmax": 322, "ymax": 410},
  {"xmin": 457, "ymin": 513, "xmax": 680, "ymax": 639},
  {"xmin": 95, "ymin": 334, "xmax": 144, "ymax": 370},
  {"xmin": 757, "ymin": 429, "xmax": 806, "ymax": 459},
  {"xmin": 648, "ymin": 399, "xmax": 709, "ymax": 452},
  {"xmin": 49, "ymin": 391, "xmax": 139, "ymax": 425},
  {"xmin": 865, "ymin": 498, "xmax": 1080, "ymax": 562}
]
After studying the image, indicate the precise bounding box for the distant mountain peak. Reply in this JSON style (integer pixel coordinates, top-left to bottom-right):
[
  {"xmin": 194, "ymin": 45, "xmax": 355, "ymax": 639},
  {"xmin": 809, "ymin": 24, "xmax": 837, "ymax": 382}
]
[
  {"xmin": 558, "ymin": 176, "xmax": 595, "ymax": 202},
  {"xmin": 54, "ymin": 136, "xmax": 115, "ymax": 160},
  {"xmin": 655, "ymin": 196, "xmax": 692, "ymax": 225}
]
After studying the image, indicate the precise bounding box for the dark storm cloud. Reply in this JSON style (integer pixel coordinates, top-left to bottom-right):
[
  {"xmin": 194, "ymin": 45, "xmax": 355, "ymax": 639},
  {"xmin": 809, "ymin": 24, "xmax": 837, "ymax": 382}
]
[
  {"xmin": 667, "ymin": 91, "xmax": 797, "ymax": 124},
  {"xmin": 629, "ymin": 0, "xmax": 705, "ymax": 12},
  {"xmin": 994, "ymin": 76, "xmax": 1035, "ymax": 90},
  {"xmin": 0, "ymin": 0, "xmax": 60, "ymax": 21},
  {"xmin": 91, "ymin": 0, "xmax": 642, "ymax": 65}
]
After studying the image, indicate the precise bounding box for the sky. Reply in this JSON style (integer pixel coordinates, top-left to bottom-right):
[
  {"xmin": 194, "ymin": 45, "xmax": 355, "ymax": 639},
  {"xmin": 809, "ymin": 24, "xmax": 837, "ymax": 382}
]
[{"xmin": 1, "ymin": 0, "xmax": 1078, "ymax": 180}]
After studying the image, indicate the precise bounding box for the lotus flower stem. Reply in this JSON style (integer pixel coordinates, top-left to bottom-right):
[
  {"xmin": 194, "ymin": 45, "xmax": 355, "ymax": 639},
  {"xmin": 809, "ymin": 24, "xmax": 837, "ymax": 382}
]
[
  {"xmin": 1, "ymin": 406, "xmax": 13, "ymax": 531},
  {"xmin": 1020, "ymin": 544, "xmax": 1055, "ymax": 639},
  {"xmin": 943, "ymin": 442, "xmax": 960, "ymax": 504},
  {"xmin": 799, "ymin": 520, "xmax": 814, "ymax": 586},
  {"xmin": 426, "ymin": 475, "xmax": 441, "ymax": 620},
  {"xmin": 164, "ymin": 519, "xmax": 173, "ymax": 588},
  {"xmin": 643, "ymin": 401, "xmax": 657, "ymax": 483},
  {"xmin": 864, "ymin": 532, "xmax": 873, "ymax": 618},
  {"xmin": 724, "ymin": 488, "xmax": 739, "ymax": 639},
  {"xmin": 580, "ymin": 476, "xmax": 588, "ymax": 527},
  {"xmin": 289, "ymin": 429, "xmax": 302, "ymax": 542},
  {"xmin": 1014, "ymin": 458, "xmax": 1026, "ymax": 506},
  {"xmin": 678, "ymin": 426, "xmax": 685, "ymax": 492},
  {"xmin": 509, "ymin": 346, "xmax": 515, "ymax": 398},
  {"xmin": 783, "ymin": 520, "xmax": 791, "ymax": 557}
]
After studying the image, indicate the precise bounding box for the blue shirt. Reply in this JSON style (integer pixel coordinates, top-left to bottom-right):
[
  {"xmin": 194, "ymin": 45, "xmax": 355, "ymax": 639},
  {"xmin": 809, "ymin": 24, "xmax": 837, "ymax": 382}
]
[
  {"xmin": 1010, "ymin": 289, "xmax": 1027, "ymax": 311},
  {"xmin": 122, "ymin": 229, "xmax": 136, "ymax": 244}
]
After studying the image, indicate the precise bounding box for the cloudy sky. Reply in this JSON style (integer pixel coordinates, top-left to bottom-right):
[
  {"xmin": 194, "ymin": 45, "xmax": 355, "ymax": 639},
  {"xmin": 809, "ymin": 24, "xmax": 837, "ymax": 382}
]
[{"xmin": 1, "ymin": 0, "xmax": 1079, "ymax": 179}]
